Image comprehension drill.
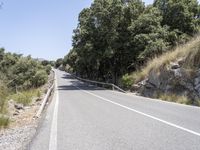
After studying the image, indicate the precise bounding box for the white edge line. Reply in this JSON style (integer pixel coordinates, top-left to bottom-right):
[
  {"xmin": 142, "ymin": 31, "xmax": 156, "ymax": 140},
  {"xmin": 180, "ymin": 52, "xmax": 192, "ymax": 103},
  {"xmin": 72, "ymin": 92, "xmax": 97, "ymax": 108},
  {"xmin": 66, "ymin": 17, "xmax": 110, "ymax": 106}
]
[
  {"xmin": 68, "ymin": 70, "xmax": 200, "ymax": 109},
  {"xmin": 110, "ymin": 90, "xmax": 200, "ymax": 109},
  {"xmin": 49, "ymin": 72, "xmax": 59, "ymax": 150},
  {"xmin": 69, "ymin": 71, "xmax": 200, "ymax": 109},
  {"xmin": 73, "ymin": 85, "xmax": 200, "ymax": 137}
]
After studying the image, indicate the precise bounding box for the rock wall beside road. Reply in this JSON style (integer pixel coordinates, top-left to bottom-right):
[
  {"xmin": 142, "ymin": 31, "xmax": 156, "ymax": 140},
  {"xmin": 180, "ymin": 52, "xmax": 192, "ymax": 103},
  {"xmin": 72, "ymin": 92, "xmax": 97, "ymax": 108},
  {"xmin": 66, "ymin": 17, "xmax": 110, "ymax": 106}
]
[{"xmin": 135, "ymin": 59, "xmax": 200, "ymax": 106}]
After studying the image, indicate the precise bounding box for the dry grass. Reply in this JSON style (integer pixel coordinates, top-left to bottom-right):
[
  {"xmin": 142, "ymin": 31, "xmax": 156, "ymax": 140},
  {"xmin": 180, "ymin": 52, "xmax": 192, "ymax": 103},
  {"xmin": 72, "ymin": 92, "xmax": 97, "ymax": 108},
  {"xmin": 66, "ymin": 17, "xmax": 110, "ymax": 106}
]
[
  {"xmin": 132, "ymin": 36, "xmax": 200, "ymax": 83},
  {"xmin": 121, "ymin": 35, "xmax": 200, "ymax": 106},
  {"xmin": 9, "ymin": 89, "xmax": 41, "ymax": 106},
  {"xmin": 158, "ymin": 93, "xmax": 191, "ymax": 105}
]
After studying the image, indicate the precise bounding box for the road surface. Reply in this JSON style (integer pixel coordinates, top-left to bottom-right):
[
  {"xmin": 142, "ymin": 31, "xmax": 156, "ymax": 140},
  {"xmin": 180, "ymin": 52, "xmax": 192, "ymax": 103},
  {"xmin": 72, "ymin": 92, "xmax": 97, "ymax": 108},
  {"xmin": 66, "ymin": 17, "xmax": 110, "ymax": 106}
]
[{"xmin": 29, "ymin": 69, "xmax": 200, "ymax": 150}]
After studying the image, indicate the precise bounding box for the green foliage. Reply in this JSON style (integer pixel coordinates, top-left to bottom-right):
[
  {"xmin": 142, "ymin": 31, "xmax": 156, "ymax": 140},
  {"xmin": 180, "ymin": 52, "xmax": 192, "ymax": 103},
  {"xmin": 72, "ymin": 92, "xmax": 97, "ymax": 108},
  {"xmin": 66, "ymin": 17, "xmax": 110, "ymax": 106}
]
[
  {"xmin": 31, "ymin": 70, "xmax": 48, "ymax": 87},
  {"xmin": 0, "ymin": 48, "xmax": 49, "ymax": 128},
  {"xmin": 0, "ymin": 115, "xmax": 9, "ymax": 128},
  {"xmin": 41, "ymin": 60, "xmax": 53, "ymax": 74},
  {"xmin": 63, "ymin": 0, "xmax": 200, "ymax": 85},
  {"xmin": 0, "ymin": 81, "xmax": 8, "ymax": 113},
  {"xmin": 0, "ymin": 81, "xmax": 9, "ymax": 128},
  {"xmin": 121, "ymin": 74, "xmax": 134, "ymax": 89},
  {"xmin": 154, "ymin": 0, "xmax": 199, "ymax": 35},
  {"xmin": 0, "ymin": 50, "xmax": 49, "ymax": 90},
  {"xmin": 41, "ymin": 60, "xmax": 50, "ymax": 66},
  {"xmin": 55, "ymin": 58, "xmax": 63, "ymax": 68},
  {"xmin": 45, "ymin": 64, "xmax": 52, "ymax": 75}
]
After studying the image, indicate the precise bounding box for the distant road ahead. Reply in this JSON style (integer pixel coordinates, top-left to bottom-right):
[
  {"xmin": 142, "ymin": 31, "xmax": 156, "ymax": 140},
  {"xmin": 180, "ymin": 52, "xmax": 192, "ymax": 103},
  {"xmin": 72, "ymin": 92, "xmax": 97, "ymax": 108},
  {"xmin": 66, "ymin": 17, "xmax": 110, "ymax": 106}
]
[{"xmin": 29, "ymin": 69, "xmax": 200, "ymax": 150}]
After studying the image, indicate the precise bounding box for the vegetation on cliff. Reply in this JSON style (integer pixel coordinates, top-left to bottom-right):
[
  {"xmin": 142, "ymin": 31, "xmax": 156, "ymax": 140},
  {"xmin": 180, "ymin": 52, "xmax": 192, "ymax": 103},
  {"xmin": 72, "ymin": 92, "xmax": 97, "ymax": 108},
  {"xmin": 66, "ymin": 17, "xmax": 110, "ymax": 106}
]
[{"xmin": 124, "ymin": 36, "xmax": 200, "ymax": 106}]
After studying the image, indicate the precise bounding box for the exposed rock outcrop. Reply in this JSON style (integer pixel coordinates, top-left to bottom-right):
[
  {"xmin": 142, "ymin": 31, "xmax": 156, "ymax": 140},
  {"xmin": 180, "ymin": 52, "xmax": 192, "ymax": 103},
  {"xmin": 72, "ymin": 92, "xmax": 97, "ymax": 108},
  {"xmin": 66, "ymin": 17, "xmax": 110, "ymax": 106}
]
[{"xmin": 136, "ymin": 60, "xmax": 200, "ymax": 105}]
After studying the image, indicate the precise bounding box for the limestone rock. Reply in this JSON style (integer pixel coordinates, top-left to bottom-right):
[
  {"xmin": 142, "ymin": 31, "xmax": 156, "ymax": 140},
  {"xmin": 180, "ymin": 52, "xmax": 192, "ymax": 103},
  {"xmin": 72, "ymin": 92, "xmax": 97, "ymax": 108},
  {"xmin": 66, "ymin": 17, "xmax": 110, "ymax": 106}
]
[
  {"xmin": 170, "ymin": 63, "xmax": 180, "ymax": 69},
  {"xmin": 177, "ymin": 58, "xmax": 185, "ymax": 66},
  {"xmin": 131, "ymin": 84, "xmax": 141, "ymax": 91},
  {"xmin": 136, "ymin": 62, "xmax": 200, "ymax": 102},
  {"xmin": 14, "ymin": 104, "xmax": 24, "ymax": 110}
]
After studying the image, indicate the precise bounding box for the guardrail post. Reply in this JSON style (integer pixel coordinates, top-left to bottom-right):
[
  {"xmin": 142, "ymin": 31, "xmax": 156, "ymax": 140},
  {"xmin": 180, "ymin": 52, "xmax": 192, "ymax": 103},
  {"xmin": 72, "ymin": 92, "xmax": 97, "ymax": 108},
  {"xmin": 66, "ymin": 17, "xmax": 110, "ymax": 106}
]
[{"xmin": 70, "ymin": 72, "xmax": 126, "ymax": 93}]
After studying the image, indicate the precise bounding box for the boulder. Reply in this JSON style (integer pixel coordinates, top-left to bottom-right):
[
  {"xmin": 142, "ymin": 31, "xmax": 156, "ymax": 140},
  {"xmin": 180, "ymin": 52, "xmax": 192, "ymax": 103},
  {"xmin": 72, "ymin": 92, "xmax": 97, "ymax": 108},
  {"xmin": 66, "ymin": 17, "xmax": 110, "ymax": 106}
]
[
  {"xmin": 131, "ymin": 84, "xmax": 141, "ymax": 92},
  {"xmin": 14, "ymin": 103, "xmax": 24, "ymax": 110},
  {"xmin": 170, "ymin": 63, "xmax": 180, "ymax": 69},
  {"xmin": 172, "ymin": 68, "xmax": 182, "ymax": 77},
  {"xmin": 13, "ymin": 110, "xmax": 20, "ymax": 116},
  {"xmin": 177, "ymin": 58, "xmax": 185, "ymax": 66},
  {"xmin": 194, "ymin": 77, "xmax": 200, "ymax": 86},
  {"xmin": 147, "ymin": 70, "xmax": 161, "ymax": 88}
]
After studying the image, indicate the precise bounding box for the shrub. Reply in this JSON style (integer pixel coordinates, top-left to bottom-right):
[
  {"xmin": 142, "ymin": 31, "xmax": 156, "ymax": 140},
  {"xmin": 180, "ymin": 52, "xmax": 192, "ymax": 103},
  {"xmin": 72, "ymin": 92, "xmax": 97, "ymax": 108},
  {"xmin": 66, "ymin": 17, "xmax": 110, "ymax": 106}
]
[
  {"xmin": 31, "ymin": 70, "xmax": 48, "ymax": 87},
  {"xmin": 0, "ymin": 115, "xmax": 9, "ymax": 128},
  {"xmin": 0, "ymin": 82, "xmax": 8, "ymax": 113},
  {"xmin": 121, "ymin": 74, "xmax": 134, "ymax": 89},
  {"xmin": 129, "ymin": 36, "xmax": 200, "ymax": 84},
  {"xmin": 45, "ymin": 65, "xmax": 52, "ymax": 75}
]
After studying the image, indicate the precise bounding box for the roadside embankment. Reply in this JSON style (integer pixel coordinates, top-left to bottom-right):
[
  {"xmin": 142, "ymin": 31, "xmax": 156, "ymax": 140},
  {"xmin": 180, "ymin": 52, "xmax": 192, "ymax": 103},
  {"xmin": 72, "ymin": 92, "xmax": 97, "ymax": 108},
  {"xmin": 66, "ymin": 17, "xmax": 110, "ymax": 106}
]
[
  {"xmin": 0, "ymin": 70, "xmax": 55, "ymax": 150},
  {"xmin": 122, "ymin": 36, "xmax": 200, "ymax": 106}
]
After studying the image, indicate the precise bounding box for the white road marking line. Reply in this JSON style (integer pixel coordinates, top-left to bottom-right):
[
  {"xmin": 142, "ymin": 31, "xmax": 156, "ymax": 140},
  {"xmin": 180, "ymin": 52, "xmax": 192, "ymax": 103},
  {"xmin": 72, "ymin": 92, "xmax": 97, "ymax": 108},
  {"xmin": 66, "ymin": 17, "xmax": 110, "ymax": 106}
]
[
  {"xmin": 49, "ymin": 73, "xmax": 59, "ymax": 150},
  {"xmin": 73, "ymin": 85, "xmax": 200, "ymax": 137},
  {"xmin": 110, "ymin": 90, "xmax": 200, "ymax": 109}
]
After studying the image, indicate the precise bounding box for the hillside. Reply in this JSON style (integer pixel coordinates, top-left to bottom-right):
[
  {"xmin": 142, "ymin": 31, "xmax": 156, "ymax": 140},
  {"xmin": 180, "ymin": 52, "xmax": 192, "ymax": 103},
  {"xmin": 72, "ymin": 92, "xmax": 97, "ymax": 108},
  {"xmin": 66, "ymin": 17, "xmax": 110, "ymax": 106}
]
[{"xmin": 124, "ymin": 36, "xmax": 200, "ymax": 106}]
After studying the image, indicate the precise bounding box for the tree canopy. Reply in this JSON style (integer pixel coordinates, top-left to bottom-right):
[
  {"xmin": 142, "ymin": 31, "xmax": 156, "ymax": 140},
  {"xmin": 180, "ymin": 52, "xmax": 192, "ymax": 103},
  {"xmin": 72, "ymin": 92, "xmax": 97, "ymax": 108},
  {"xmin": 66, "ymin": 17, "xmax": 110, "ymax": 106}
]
[
  {"xmin": 64, "ymin": 0, "xmax": 200, "ymax": 84},
  {"xmin": 0, "ymin": 48, "xmax": 50, "ymax": 90}
]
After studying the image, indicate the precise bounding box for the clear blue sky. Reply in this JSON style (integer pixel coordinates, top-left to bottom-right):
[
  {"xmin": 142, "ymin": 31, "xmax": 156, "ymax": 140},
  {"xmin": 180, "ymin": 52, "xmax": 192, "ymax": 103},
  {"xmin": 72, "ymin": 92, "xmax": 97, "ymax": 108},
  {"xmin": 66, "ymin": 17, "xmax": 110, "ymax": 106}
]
[{"xmin": 0, "ymin": 0, "xmax": 157, "ymax": 60}]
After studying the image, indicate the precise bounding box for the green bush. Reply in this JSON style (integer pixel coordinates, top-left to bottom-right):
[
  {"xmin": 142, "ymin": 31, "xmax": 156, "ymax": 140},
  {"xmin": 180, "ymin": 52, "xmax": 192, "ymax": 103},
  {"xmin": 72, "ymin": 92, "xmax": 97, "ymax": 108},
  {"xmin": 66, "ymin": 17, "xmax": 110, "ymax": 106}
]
[
  {"xmin": 0, "ymin": 53, "xmax": 49, "ymax": 90},
  {"xmin": 0, "ymin": 115, "xmax": 9, "ymax": 128},
  {"xmin": 31, "ymin": 70, "xmax": 48, "ymax": 87},
  {"xmin": 121, "ymin": 74, "xmax": 134, "ymax": 89},
  {"xmin": 0, "ymin": 82, "xmax": 8, "ymax": 113},
  {"xmin": 45, "ymin": 65, "xmax": 52, "ymax": 75}
]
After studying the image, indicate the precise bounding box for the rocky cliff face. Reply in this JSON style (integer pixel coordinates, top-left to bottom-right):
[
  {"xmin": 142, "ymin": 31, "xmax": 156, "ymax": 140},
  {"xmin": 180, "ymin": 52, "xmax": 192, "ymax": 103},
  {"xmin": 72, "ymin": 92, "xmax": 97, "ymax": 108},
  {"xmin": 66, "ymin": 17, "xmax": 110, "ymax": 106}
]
[{"xmin": 135, "ymin": 59, "xmax": 200, "ymax": 106}]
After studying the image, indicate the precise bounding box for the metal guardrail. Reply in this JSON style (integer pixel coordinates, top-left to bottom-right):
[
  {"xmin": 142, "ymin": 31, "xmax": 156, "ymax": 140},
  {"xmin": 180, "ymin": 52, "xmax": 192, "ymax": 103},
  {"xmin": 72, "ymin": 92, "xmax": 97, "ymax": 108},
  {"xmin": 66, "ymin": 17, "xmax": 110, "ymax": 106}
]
[{"xmin": 71, "ymin": 74, "xmax": 126, "ymax": 93}]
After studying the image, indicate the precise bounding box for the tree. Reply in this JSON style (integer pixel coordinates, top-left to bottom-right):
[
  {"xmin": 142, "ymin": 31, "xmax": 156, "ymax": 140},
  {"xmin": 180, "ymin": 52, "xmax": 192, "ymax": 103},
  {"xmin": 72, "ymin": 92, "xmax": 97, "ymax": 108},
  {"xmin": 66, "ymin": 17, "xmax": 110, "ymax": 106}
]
[
  {"xmin": 0, "ymin": 49, "xmax": 49, "ymax": 90},
  {"xmin": 154, "ymin": 0, "xmax": 199, "ymax": 35},
  {"xmin": 64, "ymin": 0, "xmax": 200, "ymax": 85},
  {"xmin": 55, "ymin": 58, "xmax": 63, "ymax": 68}
]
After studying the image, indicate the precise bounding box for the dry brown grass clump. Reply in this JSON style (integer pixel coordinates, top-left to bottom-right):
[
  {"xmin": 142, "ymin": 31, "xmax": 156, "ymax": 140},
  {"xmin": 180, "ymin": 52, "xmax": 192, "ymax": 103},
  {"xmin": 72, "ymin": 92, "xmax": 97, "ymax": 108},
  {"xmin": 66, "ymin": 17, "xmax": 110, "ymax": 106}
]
[
  {"xmin": 157, "ymin": 93, "xmax": 191, "ymax": 105},
  {"xmin": 132, "ymin": 36, "xmax": 200, "ymax": 83}
]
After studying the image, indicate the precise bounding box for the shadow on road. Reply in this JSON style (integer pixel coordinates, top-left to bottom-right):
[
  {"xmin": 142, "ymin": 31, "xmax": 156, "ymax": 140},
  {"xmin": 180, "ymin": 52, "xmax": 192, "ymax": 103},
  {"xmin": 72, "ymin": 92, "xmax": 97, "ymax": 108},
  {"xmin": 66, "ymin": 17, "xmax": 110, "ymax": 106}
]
[{"xmin": 58, "ymin": 74, "xmax": 108, "ymax": 91}]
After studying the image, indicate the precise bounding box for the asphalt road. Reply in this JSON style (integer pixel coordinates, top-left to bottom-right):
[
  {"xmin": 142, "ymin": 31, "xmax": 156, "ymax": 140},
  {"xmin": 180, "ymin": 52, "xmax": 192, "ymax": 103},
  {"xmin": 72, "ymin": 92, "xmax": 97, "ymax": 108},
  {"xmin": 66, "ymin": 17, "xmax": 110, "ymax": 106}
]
[{"xmin": 29, "ymin": 69, "xmax": 200, "ymax": 150}]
